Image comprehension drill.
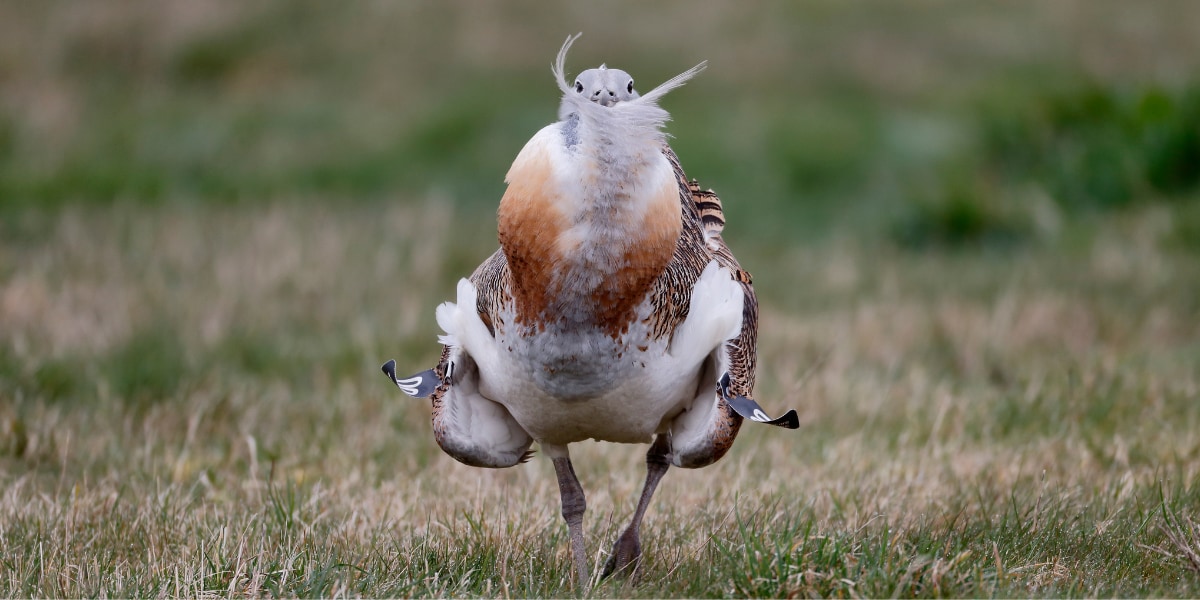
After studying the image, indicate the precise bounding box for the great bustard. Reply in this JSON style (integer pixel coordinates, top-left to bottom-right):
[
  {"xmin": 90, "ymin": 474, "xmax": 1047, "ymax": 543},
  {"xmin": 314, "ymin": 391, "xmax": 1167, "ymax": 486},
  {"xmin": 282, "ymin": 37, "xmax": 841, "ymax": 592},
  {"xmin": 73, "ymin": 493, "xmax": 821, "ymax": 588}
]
[{"xmin": 383, "ymin": 33, "xmax": 797, "ymax": 587}]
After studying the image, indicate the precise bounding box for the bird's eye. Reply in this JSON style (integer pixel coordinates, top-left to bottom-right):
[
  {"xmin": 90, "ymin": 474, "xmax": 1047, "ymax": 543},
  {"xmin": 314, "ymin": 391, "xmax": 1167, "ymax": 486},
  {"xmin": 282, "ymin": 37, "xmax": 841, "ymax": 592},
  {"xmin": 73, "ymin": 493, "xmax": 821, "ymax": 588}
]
[
  {"xmin": 575, "ymin": 81, "xmax": 583, "ymax": 93},
  {"xmin": 627, "ymin": 80, "xmax": 634, "ymax": 94}
]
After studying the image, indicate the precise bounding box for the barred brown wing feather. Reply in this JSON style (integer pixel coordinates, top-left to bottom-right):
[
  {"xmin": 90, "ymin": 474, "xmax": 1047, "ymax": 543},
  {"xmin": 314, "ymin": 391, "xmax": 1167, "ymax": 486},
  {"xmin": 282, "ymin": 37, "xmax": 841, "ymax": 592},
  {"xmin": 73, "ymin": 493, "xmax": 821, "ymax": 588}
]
[{"xmin": 688, "ymin": 181, "xmax": 727, "ymax": 237}]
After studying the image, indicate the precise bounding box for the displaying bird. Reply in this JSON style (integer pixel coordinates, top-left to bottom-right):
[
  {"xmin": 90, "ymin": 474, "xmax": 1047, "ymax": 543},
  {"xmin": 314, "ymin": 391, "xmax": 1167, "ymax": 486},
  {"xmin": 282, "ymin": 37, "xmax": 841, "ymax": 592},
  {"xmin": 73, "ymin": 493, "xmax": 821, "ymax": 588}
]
[{"xmin": 382, "ymin": 33, "xmax": 798, "ymax": 588}]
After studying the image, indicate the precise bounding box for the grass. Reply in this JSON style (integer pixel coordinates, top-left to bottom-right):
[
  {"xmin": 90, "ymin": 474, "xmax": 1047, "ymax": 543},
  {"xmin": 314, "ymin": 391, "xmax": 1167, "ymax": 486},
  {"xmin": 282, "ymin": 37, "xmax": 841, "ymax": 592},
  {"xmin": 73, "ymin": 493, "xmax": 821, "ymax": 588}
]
[
  {"xmin": 2, "ymin": 200, "xmax": 1198, "ymax": 597},
  {"xmin": 2, "ymin": 1, "xmax": 1200, "ymax": 597}
]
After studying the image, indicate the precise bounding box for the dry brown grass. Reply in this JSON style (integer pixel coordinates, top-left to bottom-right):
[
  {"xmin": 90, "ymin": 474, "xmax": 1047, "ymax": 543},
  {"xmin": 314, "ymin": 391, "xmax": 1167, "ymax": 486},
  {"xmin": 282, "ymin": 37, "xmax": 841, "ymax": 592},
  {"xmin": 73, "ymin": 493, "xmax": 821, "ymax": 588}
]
[{"xmin": 1, "ymin": 201, "xmax": 1197, "ymax": 596}]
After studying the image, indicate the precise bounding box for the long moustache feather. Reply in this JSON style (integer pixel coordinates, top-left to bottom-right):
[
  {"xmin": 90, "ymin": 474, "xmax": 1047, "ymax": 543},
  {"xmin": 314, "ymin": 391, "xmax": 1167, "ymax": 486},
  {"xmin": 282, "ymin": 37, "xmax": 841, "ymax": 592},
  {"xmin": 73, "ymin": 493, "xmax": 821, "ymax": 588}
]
[
  {"xmin": 635, "ymin": 61, "xmax": 707, "ymax": 105},
  {"xmin": 552, "ymin": 33, "xmax": 582, "ymax": 96}
]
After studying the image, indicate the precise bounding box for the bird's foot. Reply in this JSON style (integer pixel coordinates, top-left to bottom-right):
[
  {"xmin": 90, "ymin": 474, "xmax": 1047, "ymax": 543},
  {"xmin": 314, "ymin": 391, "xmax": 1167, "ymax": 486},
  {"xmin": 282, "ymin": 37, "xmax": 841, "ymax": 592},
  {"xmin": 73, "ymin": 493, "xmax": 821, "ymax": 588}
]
[{"xmin": 601, "ymin": 527, "xmax": 642, "ymax": 581}]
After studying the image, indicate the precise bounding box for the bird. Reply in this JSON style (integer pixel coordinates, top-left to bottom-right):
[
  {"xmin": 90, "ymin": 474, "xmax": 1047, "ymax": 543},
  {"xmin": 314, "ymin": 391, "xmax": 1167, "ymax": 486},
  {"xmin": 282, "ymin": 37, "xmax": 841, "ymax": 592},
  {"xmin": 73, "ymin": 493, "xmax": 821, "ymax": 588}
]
[{"xmin": 382, "ymin": 33, "xmax": 798, "ymax": 588}]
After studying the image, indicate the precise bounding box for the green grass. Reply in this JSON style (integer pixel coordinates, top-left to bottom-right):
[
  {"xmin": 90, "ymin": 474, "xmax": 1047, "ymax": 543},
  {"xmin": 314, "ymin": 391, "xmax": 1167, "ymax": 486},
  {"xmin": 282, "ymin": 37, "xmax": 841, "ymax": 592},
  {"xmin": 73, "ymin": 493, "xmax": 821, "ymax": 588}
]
[{"xmin": 3, "ymin": 1, "xmax": 1200, "ymax": 597}]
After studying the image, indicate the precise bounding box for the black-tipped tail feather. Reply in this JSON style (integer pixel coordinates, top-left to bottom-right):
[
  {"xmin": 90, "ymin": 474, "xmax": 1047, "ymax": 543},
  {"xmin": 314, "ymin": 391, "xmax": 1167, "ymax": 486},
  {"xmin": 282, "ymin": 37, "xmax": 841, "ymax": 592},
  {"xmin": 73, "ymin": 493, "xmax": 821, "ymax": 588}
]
[
  {"xmin": 381, "ymin": 360, "xmax": 440, "ymax": 398},
  {"xmin": 718, "ymin": 372, "xmax": 799, "ymax": 429}
]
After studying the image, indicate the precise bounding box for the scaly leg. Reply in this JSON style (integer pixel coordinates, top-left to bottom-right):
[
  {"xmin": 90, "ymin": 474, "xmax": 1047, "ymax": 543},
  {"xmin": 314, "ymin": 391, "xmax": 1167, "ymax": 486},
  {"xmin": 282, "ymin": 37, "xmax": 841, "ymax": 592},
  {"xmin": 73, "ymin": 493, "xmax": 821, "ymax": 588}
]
[
  {"xmin": 602, "ymin": 434, "xmax": 672, "ymax": 580},
  {"xmin": 548, "ymin": 445, "xmax": 590, "ymax": 589}
]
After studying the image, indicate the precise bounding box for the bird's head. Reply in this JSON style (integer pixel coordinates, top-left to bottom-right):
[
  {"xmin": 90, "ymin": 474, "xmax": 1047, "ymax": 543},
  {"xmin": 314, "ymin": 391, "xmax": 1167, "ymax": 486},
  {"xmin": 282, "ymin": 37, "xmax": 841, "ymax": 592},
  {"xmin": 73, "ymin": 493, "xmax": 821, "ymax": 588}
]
[
  {"xmin": 552, "ymin": 33, "xmax": 705, "ymax": 123},
  {"xmin": 572, "ymin": 65, "xmax": 638, "ymax": 107}
]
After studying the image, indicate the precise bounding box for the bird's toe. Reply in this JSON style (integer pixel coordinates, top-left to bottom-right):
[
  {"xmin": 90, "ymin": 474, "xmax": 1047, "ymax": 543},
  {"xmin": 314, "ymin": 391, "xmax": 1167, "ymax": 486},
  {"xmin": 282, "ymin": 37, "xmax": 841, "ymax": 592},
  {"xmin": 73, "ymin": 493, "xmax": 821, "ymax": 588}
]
[{"xmin": 602, "ymin": 528, "xmax": 642, "ymax": 580}]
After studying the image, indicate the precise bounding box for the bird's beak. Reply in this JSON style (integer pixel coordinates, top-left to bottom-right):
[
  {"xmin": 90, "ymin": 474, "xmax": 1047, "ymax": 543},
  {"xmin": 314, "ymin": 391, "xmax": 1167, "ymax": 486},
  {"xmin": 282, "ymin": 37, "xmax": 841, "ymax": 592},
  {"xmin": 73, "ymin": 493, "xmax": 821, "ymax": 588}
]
[{"xmin": 593, "ymin": 90, "xmax": 619, "ymax": 107}]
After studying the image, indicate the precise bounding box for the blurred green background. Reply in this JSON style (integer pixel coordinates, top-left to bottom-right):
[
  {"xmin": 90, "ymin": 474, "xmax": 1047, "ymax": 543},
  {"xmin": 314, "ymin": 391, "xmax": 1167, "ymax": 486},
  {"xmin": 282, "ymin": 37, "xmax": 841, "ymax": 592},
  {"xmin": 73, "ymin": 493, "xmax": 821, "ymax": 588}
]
[{"xmin": 3, "ymin": 1, "xmax": 1199, "ymax": 244}]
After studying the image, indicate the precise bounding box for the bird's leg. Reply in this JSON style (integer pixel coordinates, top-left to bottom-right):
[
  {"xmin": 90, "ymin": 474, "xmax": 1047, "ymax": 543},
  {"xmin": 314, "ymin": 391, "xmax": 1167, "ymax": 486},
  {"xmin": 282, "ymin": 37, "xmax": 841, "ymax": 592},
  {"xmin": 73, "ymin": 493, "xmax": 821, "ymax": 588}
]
[
  {"xmin": 602, "ymin": 433, "xmax": 672, "ymax": 580},
  {"xmin": 548, "ymin": 444, "xmax": 590, "ymax": 589}
]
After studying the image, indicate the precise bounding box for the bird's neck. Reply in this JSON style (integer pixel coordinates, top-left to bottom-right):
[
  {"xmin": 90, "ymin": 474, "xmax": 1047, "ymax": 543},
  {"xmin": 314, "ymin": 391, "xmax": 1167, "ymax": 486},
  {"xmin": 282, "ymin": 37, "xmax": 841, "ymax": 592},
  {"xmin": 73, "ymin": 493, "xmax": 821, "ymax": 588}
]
[{"xmin": 497, "ymin": 118, "xmax": 682, "ymax": 336}]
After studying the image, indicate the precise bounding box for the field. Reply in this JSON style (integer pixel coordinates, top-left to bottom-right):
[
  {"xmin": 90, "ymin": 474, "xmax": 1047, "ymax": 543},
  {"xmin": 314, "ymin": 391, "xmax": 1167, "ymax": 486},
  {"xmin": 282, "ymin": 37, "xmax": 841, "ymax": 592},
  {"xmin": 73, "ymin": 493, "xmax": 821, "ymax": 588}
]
[{"xmin": 2, "ymin": 2, "xmax": 1200, "ymax": 597}]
